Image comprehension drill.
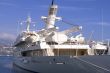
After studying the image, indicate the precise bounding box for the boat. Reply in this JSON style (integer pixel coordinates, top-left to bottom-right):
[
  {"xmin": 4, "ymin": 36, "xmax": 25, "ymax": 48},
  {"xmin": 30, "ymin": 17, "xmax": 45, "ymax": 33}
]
[{"xmin": 13, "ymin": 0, "xmax": 108, "ymax": 73}]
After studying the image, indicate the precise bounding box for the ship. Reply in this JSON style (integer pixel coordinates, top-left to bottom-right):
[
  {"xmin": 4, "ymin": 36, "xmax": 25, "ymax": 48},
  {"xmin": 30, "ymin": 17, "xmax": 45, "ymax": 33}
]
[{"xmin": 13, "ymin": 0, "xmax": 108, "ymax": 73}]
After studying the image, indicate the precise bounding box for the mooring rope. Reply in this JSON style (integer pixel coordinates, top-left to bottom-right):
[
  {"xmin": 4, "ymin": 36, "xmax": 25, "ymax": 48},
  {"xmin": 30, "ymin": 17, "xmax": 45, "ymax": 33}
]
[{"xmin": 75, "ymin": 57, "xmax": 110, "ymax": 72}]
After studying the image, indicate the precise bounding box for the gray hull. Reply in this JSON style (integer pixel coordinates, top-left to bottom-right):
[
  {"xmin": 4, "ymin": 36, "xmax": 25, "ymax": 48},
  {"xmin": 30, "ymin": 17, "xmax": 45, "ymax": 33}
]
[{"xmin": 13, "ymin": 56, "xmax": 110, "ymax": 73}]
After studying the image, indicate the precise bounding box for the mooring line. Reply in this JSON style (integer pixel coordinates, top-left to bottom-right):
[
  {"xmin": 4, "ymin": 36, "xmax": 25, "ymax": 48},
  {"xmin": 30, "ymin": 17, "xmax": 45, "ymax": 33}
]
[{"xmin": 75, "ymin": 57, "xmax": 110, "ymax": 72}]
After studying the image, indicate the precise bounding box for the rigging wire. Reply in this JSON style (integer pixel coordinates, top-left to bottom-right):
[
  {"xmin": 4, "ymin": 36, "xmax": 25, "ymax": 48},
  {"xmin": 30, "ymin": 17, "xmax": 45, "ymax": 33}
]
[{"xmin": 61, "ymin": 19, "xmax": 79, "ymax": 26}]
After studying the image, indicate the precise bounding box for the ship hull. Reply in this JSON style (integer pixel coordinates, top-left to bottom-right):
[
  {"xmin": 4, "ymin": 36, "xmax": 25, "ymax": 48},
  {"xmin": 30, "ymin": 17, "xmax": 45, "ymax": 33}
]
[
  {"xmin": 13, "ymin": 56, "xmax": 110, "ymax": 73},
  {"xmin": 14, "ymin": 56, "xmax": 76, "ymax": 73}
]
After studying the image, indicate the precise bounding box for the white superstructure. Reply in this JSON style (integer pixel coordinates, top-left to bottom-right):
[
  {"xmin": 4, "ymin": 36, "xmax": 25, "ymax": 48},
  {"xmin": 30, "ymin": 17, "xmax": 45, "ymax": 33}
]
[{"xmin": 13, "ymin": 0, "xmax": 107, "ymax": 72}]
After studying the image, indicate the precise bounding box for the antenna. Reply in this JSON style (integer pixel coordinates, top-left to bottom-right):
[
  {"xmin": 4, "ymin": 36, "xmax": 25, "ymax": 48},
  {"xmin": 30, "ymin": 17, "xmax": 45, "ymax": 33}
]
[{"xmin": 51, "ymin": 0, "xmax": 54, "ymax": 5}]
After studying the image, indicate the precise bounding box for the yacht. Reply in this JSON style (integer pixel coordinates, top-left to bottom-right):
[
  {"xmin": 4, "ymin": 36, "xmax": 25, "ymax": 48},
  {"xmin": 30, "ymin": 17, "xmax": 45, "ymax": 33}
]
[{"xmin": 13, "ymin": 0, "xmax": 107, "ymax": 73}]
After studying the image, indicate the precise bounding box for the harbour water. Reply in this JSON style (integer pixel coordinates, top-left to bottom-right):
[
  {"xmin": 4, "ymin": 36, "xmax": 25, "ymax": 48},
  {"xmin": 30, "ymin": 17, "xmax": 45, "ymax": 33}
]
[
  {"xmin": 0, "ymin": 56, "xmax": 33, "ymax": 73},
  {"xmin": 0, "ymin": 56, "xmax": 13, "ymax": 73},
  {"xmin": 0, "ymin": 55, "xmax": 110, "ymax": 73}
]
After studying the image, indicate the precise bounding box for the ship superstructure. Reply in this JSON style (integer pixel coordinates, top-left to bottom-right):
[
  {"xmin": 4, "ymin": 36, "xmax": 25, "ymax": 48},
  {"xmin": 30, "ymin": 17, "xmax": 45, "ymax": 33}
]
[{"xmin": 13, "ymin": 0, "xmax": 107, "ymax": 73}]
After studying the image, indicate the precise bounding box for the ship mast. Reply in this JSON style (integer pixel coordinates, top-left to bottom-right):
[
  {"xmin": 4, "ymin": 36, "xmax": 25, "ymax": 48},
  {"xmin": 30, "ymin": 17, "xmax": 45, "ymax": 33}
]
[{"xmin": 41, "ymin": 0, "xmax": 62, "ymax": 29}]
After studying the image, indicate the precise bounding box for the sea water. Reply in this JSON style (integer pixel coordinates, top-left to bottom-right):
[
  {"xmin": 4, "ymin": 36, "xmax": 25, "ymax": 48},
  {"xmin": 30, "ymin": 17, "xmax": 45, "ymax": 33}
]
[{"xmin": 0, "ymin": 56, "xmax": 33, "ymax": 73}]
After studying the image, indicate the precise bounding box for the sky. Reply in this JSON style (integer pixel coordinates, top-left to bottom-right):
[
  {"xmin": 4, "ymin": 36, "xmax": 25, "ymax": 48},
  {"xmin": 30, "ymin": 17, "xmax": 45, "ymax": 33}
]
[{"xmin": 0, "ymin": 0, "xmax": 110, "ymax": 43}]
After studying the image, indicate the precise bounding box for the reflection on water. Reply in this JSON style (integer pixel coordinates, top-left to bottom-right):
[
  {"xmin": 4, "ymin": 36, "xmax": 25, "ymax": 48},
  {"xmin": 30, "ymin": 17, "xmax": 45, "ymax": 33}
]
[{"xmin": 0, "ymin": 56, "xmax": 33, "ymax": 73}]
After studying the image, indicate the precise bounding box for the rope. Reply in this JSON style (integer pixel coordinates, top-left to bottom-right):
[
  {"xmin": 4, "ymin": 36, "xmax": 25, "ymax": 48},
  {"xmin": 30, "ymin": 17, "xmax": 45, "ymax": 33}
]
[{"xmin": 75, "ymin": 57, "xmax": 110, "ymax": 72}]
